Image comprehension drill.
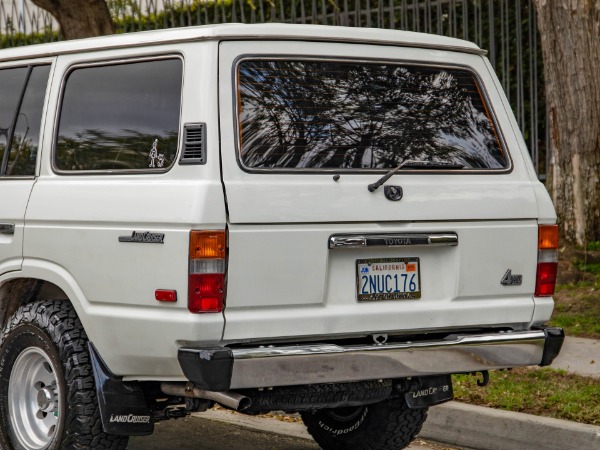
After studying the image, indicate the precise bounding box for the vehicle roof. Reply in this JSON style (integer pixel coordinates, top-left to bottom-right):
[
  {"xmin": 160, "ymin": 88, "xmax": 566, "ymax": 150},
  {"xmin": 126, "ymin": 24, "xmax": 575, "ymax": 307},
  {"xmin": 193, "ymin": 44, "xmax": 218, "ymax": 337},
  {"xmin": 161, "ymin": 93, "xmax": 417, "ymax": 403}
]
[{"xmin": 0, "ymin": 23, "xmax": 483, "ymax": 63}]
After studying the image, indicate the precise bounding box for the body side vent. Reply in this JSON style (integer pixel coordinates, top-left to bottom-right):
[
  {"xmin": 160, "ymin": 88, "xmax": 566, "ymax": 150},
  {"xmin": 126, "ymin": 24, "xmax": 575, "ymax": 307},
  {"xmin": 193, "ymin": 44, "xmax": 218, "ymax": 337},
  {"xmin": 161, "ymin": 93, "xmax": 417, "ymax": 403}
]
[{"xmin": 179, "ymin": 123, "xmax": 206, "ymax": 165}]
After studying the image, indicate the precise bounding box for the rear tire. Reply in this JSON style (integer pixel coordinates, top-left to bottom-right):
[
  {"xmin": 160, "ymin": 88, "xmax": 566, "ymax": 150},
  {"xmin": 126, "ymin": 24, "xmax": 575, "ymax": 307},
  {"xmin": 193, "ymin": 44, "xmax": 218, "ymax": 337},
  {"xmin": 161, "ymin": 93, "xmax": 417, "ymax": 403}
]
[
  {"xmin": 0, "ymin": 301, "xmax": 128, "ymax": 450},
  {"xmin": 301, "ymin": 398, "xmax": 428, "ymax": 450}
]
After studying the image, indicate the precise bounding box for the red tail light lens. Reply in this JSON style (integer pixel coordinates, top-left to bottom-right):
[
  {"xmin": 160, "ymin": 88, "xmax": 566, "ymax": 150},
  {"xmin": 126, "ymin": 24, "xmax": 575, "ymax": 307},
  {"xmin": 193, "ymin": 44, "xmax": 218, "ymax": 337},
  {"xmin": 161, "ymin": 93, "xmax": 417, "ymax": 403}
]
[
  {"xmin": 535, "ymin": 225, "xmax": 558, "ymax": 297},
  {"xmin": 535, "ymin": 262, "xmax": 558, "ymax": 297},
  {"xmin": 188, "ymin": 274, "xmax": 224, "ymax": 313},
  {"xmin": 188, "ymin": 230, "xmax": 226, "ymax": 313}
]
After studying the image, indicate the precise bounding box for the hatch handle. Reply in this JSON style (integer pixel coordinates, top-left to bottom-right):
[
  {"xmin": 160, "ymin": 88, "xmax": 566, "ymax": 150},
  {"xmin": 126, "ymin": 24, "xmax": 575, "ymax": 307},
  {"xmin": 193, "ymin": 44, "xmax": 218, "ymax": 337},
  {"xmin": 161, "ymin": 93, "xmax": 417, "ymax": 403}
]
[{"xmin": 329, "ymin": 233, "xmax": 458, "ymax": 249}]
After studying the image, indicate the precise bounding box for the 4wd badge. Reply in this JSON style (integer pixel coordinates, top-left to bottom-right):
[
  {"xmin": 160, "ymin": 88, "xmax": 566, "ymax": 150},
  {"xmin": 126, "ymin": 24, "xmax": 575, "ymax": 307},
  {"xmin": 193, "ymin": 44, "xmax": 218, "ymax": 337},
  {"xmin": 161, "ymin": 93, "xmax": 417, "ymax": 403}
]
[{"xmin": 501, "ymin": 269, "xmax": 522, "ymax": 286}]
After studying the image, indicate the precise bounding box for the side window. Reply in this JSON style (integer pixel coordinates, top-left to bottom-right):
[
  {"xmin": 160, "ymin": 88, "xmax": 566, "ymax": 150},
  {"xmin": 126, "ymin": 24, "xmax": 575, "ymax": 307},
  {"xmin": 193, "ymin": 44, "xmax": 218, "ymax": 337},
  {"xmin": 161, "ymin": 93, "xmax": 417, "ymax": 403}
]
[
  {"xmin": 7, "ymin": 65, "xmax": 52, "ymax": 176},
  {"xmin": 0, "ymin": 67, "xmax": 28, "ymax": 175},
  {"xmin": 55, "ymin": 58, "xmax": 183, "ymax": 172}
]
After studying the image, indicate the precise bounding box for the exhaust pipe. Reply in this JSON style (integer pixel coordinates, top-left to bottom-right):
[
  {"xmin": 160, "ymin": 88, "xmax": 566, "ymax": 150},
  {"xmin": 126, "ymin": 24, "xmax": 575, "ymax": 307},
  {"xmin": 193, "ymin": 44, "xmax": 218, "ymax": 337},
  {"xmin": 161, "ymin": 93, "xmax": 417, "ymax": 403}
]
[{"xmin": 161, "ymin": 382, "xmax": 251, "ymax": 411}]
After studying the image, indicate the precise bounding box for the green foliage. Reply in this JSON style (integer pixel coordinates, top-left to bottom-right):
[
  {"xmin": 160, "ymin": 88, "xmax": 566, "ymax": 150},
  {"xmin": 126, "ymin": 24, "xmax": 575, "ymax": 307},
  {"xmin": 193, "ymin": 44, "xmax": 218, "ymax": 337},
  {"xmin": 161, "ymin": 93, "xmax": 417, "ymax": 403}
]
[
  {"xmin": 551, "ymin": 312, "xmax": 600, "ymax": 337},
  {"xmin": 587, "ymin": 241, "xmax": 600, "ymax": 251},
  {"xmin": 453, "ymin": 368, "xmax": 600, "ymax": 425},
  {"xmin": 111, "ymin": 0, "xmax": 238, "ymax": 33},
  {"xmin": 0, "ymin": 30, "xmax": 60, "ymax": 49},
  {"xmin": 575, "ymin": 261, "xmax": 600, "ymax": 274},
  {"xmin": 550, "ymin": 289, "xmax": 600, "ymax": 338}
]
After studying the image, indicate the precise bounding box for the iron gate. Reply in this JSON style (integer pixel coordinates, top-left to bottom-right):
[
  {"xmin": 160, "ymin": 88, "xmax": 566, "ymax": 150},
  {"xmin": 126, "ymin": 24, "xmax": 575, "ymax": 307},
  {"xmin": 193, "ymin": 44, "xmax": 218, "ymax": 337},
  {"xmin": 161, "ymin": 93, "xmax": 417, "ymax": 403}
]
[{"xmin": 0, "ymin": 0, "xmax": 547, "ymax": 177}]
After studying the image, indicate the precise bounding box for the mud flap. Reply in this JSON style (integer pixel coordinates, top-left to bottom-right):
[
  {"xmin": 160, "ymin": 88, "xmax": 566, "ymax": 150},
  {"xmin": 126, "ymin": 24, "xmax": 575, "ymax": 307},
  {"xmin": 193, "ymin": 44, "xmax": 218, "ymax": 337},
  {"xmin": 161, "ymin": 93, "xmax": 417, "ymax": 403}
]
[
  {"xmin": 89, "ymin": 343, "xmax": 154, "ymax": 436},
  {"xmin": 404, "ymin": 375, "xmax": 453, "ymax": 409}
]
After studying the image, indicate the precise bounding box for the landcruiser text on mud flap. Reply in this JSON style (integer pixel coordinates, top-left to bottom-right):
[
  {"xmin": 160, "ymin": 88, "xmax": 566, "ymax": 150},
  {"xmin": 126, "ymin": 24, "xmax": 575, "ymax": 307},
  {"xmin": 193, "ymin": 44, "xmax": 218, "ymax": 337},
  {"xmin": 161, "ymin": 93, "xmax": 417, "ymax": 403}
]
[{"xmin": 0, "ymin": 24, "xmax": 563, "ymax": 450}]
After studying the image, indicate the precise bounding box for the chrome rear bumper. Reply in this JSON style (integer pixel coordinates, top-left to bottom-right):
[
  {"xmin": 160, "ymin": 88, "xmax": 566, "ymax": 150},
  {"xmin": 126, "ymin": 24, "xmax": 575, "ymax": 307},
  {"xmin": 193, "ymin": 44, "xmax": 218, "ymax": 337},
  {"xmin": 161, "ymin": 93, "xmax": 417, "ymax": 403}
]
[{"xmin": 178, "ymin": 328, "xmax": 564, "ymax": 390}]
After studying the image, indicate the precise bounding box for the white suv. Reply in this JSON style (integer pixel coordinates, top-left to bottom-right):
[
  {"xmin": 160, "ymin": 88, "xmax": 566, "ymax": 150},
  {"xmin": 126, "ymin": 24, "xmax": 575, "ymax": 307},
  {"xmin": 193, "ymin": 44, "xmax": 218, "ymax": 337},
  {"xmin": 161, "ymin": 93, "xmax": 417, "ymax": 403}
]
[{"xmin": 0, "ymin": 24, "xmax": 563, "ymax": 450}]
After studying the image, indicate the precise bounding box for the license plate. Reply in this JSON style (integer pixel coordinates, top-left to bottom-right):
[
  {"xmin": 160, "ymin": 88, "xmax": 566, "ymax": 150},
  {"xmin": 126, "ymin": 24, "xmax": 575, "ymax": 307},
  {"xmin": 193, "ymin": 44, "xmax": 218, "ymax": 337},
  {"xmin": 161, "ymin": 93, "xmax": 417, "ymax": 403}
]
[{"xmin": 356, "ymin": 257, "xmax": 421, "ymax": 301}]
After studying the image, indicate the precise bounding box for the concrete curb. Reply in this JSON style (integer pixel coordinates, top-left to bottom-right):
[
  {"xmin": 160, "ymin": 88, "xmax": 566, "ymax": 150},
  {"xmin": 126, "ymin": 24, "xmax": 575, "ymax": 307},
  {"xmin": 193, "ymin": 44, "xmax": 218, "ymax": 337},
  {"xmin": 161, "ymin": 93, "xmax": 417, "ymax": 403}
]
[
  {"xmin": 421, "ymin": 402, "xmax": 600, "ymax": 450},
  {"xmin": 195, "ymin": 409, "xmax": 312, "ymax": 441}
]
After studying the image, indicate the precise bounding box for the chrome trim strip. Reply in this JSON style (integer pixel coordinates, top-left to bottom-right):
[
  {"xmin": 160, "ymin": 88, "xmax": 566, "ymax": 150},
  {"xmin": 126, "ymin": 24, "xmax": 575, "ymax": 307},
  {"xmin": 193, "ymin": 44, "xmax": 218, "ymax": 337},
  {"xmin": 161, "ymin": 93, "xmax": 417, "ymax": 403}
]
[
  {"xmin": 329, "ymin": 232, "xmax": 458, "ymax": 249},
  {"xmin": 0, "ymin": 223, "xmax": 15, "ymax": 235},
  {"xmin": 226, "ymin": 331, "xmax": 546, "ymax": 389}
]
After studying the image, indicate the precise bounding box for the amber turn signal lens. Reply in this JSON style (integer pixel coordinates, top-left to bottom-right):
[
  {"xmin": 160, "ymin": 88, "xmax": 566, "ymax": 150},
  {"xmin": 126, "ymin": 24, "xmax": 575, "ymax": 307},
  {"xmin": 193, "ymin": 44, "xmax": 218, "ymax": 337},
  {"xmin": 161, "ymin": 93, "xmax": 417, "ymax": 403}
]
[
  {"xmin": 538, "ymin": 225, "xmax": 559, "ymax": 250},
  {"xmin": 190, "ymin": 231, "xmax": 226, "ymax": 259}
]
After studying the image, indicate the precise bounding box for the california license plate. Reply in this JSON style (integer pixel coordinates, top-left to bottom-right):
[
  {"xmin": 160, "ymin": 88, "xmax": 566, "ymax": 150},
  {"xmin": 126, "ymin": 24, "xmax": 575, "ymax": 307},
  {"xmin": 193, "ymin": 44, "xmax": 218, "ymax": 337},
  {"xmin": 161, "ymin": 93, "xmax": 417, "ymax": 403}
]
[{"xmin": 356, "ymin": 257, "xmax": 421, "ymax": 301}]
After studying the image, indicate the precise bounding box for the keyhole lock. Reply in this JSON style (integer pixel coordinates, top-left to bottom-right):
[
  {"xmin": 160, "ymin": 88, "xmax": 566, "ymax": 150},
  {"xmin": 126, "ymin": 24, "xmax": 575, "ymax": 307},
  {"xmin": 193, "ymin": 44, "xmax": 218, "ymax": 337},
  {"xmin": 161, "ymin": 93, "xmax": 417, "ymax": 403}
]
[{"xmin": 384, "ymin": 185, "xmax": 403, "ymax": 201}]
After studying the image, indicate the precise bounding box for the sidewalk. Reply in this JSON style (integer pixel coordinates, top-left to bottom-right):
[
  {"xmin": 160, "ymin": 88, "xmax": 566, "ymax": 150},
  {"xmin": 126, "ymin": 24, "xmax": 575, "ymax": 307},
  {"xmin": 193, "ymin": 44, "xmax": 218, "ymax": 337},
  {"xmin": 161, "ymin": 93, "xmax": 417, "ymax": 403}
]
[
  {"xmin": 549, "ymin": 336, "xmax": 599, "ymax": 377},
  {"xmin": 421, "ymin": 335, "xmax": 600, "ymax": 449}
]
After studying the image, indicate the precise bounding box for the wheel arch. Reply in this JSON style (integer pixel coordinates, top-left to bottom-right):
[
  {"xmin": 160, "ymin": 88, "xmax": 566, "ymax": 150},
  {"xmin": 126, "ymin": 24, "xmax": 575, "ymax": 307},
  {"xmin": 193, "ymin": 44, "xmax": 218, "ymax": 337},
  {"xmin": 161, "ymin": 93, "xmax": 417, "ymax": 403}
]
[
  {"xmin": 0, "ymin": 278, "xmax": 68, "ymax": 332},
  {"xmin": 0, "ymin": 260, "xmax": 89, "ymax": 338}
]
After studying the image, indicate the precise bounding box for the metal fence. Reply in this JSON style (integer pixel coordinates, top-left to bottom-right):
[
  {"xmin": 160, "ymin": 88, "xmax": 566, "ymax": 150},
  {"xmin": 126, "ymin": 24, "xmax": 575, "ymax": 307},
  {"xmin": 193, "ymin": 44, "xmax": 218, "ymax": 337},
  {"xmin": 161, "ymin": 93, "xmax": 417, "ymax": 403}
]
[{"xmin": 0, "ymin": 0, "xmax": 547, "ymax": 177}]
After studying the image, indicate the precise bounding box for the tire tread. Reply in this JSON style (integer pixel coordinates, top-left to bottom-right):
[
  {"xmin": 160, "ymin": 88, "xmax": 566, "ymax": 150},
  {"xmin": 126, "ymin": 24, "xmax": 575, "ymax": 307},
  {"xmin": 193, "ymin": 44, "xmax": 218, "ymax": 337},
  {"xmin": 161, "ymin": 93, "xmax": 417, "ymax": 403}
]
[
  {"xmin": 0, "ymin": 301, "xmax": 128, "ymax": 450},
  {"xmin": 301, "ymin": 398, "xmax": 428, "ymax": 450}
]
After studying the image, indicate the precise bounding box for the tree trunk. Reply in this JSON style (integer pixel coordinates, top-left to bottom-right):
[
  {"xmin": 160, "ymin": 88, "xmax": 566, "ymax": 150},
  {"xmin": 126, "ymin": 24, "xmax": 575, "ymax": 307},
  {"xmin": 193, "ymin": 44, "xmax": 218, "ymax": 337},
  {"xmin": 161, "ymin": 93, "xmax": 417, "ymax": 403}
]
[
  {"xmin": 31, "ymin": 0, "xmax": 114, "ymax": 40},
  {"xmin": 532, "ymin": 0, "xmax": 600, "ymax": 246}
]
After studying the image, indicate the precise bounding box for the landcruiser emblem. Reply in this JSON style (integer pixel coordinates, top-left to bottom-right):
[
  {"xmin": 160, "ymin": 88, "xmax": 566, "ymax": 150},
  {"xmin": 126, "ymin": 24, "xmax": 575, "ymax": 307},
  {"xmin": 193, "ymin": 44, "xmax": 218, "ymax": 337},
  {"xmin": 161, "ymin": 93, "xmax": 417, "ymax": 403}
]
[
  {"xmin": 119, "ymin": 231, "xmax": 165, "ymax": 244},
  {"xmin": 109, "ymin": 414, "xmax": 151, "ymax": 424},
  {"xmin": 149, "ymin": 139, "xmax": 165, "ymax": 168},
  {"xmin": 384, "ymin": 185, "xmax": 403, "ymax": 201},
  {"xmin": 501, "ymin": 269, "xmax": 523, "ymax": 286}
]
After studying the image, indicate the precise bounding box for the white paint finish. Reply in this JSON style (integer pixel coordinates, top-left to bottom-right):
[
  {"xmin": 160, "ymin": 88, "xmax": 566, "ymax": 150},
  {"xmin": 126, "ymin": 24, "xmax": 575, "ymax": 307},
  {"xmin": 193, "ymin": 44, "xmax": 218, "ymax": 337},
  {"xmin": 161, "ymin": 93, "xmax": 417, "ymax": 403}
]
[
  {"xmin": 532, "ymin": 183, "xmax": 558, "ymax": 224},
  {"xmin": 20, "ymin": 42, "xmax": 227, "ymax": 376},
  {"xmin": 19, "ymin": 257, "xmax": 224, "ymax": 379},
  {"xmin": 0, "ymin": 23, "xmax": 480, "ymax": 63},
  {"xmin": 223, "ymin": 221, "xmax": 538, "ymax": 341},
  {"xmin": 455, "ymin": 221, "xmax": 538, "ymax": 298},
  {"xmin": 530, "ymin": 297, "xmax": 555, "ymax": 328},
  {"xmin": 220, "ymin": 40, "xmax": 545, "ymax": 342},
  {"xmin": 0, "ymin": 58, "xmax": 53, "ymax": 275},
  {"xmin": 219, "ymin": 41, "xmax": 538, "ymax": 224},
  {"xmin": 0, "ymin": 180, "xmax": 32, "ymax": 273},
  {"xmin": 223, "ymin": 297, "xmax": 536, "ymax": 342},
  {"xmin": 226, "ymin": 225, "xmax": 328, "ymax": 308},
  {"xmin": 0, "ymin": 28, "xmax": 558, "ymax": 379}
]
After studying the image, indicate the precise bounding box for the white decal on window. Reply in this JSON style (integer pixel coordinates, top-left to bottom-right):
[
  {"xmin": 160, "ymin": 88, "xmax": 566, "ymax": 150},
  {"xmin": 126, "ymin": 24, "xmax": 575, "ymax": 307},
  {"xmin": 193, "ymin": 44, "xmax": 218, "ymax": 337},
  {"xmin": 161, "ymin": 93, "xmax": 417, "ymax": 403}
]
[{"xmin": 149, "ymin": 139, "xmax": 165, "ymax": 168}]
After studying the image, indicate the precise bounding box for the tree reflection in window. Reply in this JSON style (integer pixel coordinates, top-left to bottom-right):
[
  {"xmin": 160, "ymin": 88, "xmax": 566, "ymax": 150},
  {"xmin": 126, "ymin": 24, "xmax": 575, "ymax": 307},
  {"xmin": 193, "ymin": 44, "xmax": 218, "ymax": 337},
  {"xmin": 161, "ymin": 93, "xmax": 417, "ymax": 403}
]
[{"xmin": 238, "ymin": 60, "xmax": 506, "ymax": 170}]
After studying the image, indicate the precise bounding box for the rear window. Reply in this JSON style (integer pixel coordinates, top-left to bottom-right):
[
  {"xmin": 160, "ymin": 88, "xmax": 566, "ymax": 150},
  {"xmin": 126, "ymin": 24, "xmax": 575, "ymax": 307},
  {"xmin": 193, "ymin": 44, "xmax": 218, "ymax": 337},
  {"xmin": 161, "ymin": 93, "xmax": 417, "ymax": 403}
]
[{"xmin": 237, "ymin": 59, "xmax": 507, "ymax": 171}]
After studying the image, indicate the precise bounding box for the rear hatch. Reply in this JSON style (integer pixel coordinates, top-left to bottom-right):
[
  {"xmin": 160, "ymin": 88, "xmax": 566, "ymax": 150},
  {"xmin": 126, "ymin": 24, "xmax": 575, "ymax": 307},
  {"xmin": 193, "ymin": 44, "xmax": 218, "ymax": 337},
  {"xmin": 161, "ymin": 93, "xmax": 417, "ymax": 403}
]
[{"xmin": 218, "ymin": 40, "xmax": 539, "ymax": 342}]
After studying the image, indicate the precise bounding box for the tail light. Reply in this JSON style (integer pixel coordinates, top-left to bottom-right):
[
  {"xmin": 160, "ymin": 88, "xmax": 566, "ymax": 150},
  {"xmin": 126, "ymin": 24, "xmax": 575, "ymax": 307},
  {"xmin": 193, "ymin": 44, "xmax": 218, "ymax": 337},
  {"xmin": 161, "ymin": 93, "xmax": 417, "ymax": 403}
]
[
  {"xmin": 535, "ymin": 225, "xmax": 559, "ymax": 297},
  {"xmin": 188, "ymin": 230, "xmax": 226, "ymax": 313}
]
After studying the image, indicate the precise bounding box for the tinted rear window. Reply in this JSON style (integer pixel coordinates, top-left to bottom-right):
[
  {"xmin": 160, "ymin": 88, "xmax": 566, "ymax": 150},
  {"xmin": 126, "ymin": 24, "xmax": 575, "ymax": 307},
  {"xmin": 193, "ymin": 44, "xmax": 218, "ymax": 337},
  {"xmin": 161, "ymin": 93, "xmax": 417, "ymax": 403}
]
[{"xmin": 237, "ymin": 59, "xmax": 507, "ymax": 171}]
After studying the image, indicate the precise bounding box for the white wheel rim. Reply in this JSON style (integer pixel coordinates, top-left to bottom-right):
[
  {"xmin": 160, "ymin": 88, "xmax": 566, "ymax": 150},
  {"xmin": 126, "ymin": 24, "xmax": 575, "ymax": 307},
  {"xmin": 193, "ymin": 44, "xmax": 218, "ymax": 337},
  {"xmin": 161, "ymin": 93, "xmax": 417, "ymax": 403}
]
[{"xmin": 8, "ymin": 347, "xmax": 61, "ymax": 449}]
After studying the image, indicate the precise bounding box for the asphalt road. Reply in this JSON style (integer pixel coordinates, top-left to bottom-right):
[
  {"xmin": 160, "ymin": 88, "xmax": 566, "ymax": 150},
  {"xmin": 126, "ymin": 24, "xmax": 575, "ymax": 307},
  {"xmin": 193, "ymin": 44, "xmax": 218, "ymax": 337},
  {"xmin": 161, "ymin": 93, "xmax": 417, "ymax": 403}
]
[
  {"xmin": 127, "ymin": 412, "xmax": 454, "ymax": 450},
  {"xmin": 128, "ymin": 416, "xmax": 320, "ymax": 450}
]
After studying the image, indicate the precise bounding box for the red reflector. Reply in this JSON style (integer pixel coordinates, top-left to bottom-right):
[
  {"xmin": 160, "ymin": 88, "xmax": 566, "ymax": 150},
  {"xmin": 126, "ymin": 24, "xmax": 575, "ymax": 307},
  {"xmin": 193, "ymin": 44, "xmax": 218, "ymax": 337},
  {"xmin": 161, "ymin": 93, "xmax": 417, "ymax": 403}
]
[
  {"xmin": 535, "ymin": 262, "xmax": 558, "ymax": 297},
  {"xmin": 155, "ymin": 290, "xmax": 177, "ymax": 302},
  {"xmin": 188, "ymin": 274, "xmax": 224, "ymax": 313}
]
